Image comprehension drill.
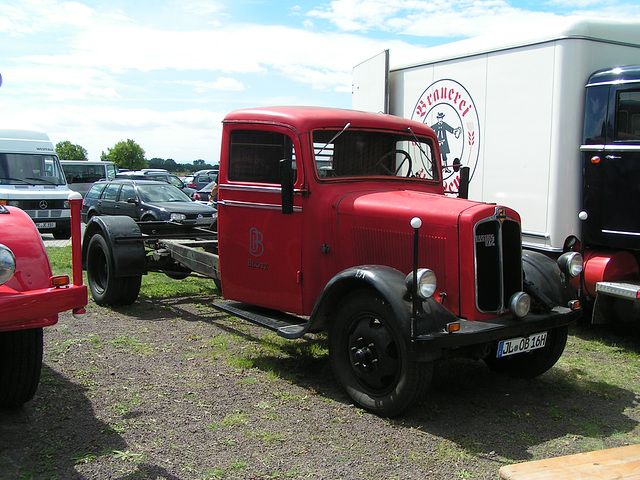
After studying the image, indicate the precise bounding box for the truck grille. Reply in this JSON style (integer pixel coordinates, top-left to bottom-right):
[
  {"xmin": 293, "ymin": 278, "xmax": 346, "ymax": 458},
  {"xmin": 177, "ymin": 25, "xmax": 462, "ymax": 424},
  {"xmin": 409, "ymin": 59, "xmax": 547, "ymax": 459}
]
[{"xmin": 474, "ymin": 208, "xmax": 522, "ymax": 313}]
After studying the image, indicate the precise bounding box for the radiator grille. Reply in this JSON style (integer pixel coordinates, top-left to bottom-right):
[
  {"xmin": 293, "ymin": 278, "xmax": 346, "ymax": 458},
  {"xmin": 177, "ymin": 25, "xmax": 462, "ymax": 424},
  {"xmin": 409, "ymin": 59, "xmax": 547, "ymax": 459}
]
[{"xmin": 474, "ymin": 211, "xmax": 522, "ymax": 313}]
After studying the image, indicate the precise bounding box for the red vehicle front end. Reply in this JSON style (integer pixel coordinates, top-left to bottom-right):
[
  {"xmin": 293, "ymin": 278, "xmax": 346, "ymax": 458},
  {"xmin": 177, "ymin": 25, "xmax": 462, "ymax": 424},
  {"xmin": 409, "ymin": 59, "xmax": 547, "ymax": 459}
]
[{"xmin": 0, "ymin": 197, "xmax": 87, "ymax": 407}]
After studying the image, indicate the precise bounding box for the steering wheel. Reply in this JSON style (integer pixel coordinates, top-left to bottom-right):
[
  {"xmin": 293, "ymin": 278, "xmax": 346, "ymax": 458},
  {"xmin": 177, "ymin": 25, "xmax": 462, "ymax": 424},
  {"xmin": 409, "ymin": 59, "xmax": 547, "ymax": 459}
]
[{"xmin": 375, "ymin": 149, "xmax": 413, "ymax": 177}]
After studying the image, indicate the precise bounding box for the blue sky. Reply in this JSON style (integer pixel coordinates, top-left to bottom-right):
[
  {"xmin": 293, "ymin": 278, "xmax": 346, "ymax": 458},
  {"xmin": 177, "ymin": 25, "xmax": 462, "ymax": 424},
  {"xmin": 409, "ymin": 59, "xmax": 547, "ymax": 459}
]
[{"xmin": 1, "ymin": 0, "xmax": 639, "ymax": 164}]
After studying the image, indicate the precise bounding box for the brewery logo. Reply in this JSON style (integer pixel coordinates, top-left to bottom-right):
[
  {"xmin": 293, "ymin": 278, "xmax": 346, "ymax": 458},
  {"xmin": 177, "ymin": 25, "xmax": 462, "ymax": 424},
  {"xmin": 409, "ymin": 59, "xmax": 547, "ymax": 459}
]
[{"xmin": 411, "ymin": 79, "xmax": 480, "ymax": 194}]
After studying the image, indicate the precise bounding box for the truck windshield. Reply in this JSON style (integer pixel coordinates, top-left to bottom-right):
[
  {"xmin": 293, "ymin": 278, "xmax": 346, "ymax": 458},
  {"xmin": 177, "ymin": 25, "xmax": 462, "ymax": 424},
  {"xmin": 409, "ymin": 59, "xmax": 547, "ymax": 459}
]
[
  {"xmin": 312, "ymin": 129, "xmax": 439, "ymax": 181},
  {"xmin": 0, "ymin": 154, "xmax": 66, "ymax": 185}
]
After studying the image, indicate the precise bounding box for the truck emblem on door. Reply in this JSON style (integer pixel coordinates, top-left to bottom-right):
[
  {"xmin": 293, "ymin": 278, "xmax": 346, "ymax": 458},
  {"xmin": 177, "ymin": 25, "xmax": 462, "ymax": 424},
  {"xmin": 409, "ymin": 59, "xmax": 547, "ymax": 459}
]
[
  {"xmin": 412, "ymin": 79, "xmax": 481, "ymax": 195},
  {"xmin": 249, "ymin": 227, "xmax": 264, "ymax": 257}
]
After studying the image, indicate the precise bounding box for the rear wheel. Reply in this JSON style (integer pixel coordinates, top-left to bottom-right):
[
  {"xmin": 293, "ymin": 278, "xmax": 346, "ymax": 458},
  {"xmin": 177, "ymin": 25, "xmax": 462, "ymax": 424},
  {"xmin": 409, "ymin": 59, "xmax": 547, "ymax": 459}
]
[
  {"xmin": 0, "ymin": 328, "xmax": 43, "ymax": 407},
  {"xmin": 329, "ymin": 290, "xmax": 432, "ymax": 417},
  {"xmin": 86, "ymin": 234, "xmax": 141, "ymax": 306}
]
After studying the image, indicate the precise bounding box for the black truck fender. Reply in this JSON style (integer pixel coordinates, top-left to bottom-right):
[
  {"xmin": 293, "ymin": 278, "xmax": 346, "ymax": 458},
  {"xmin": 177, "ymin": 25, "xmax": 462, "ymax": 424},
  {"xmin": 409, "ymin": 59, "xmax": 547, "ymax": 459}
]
[
  {"xmin": 82, "ymin": 215, "xmax": 147, "ymax": 278},
  {"xmin": 522, "ymin": 250, "xmax": 578, "ymax": 311},
  {"xmin": 307, "ymin": 265, "xmax": 412, "ymax": 335}
]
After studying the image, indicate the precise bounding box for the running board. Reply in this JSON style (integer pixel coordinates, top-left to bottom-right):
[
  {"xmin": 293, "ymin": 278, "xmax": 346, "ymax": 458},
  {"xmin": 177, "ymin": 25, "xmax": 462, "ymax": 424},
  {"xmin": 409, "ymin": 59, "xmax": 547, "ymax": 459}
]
[{"xmin": 212, "ymin": 301, "xmax": 308, "ymax": 339}]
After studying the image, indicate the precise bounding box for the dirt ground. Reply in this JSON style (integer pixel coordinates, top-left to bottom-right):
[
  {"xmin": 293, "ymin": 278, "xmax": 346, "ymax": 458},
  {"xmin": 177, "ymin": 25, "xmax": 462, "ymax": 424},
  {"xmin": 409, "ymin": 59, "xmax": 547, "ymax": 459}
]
[{"xmin": 0, "ymin": 292, "xmax": 638, "ymax": 480}]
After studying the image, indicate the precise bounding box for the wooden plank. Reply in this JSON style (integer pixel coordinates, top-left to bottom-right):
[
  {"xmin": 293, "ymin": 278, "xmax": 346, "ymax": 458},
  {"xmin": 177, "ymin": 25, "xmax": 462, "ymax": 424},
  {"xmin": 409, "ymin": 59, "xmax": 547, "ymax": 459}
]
[{"xmin": 499, "ymin": 444, "xmax": 640, "ymax": 480}]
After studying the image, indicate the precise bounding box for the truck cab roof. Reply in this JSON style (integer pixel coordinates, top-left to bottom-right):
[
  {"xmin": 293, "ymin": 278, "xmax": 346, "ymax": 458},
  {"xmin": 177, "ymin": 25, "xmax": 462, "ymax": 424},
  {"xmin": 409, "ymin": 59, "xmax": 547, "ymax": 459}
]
[{"xmin": 223, "ymin": 106, "xmax": 436, "ymax": 137}]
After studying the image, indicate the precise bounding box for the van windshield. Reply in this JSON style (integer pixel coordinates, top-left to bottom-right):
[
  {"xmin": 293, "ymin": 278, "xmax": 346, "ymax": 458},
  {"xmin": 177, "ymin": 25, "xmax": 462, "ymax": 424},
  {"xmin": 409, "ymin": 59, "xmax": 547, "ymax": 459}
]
[{"xmin": 0, "ymin": 153, "xmax": 66, "ymax": 185}]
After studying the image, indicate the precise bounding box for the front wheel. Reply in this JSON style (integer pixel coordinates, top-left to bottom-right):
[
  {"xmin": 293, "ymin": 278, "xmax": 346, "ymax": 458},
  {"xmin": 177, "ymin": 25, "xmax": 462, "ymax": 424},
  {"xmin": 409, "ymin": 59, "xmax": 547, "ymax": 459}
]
[
  {"xmin": 86, "ymin": 234, "xmax": 141, "ymax": 306},
  {"xmin": 0, "ymin": 328, "xmax": 43, "ymax": 408},
  {"xmin": 329, "ymin": 290, "xmax": 432, "ymax": 417},
  {"xmin": 483, "ymin": 326, "xmax": 568, "ymax": 378}
]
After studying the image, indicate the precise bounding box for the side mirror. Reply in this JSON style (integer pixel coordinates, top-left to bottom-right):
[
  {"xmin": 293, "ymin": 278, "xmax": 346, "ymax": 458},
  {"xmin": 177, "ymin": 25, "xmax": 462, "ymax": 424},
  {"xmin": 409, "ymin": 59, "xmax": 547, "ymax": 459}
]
[
  {"xmin": 280, "ymin": 159, "xmax": 294, "ymax": 215},
  {"xmin": 458, "ymin": 166, "xmax": 470, "ymax": 199},
  {"xmin": 126, "ymin": 197, "xmax": 138, "ymax": 204}
]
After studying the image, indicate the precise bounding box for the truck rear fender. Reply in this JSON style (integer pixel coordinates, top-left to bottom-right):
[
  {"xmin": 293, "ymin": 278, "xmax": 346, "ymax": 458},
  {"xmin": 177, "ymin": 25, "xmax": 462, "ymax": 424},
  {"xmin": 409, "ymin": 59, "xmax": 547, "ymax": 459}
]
[
  {"xmin": 308, "ymin": 265, "xmax": 413, "ymax": 334},
  {"xmin": 82, "ymin": 216, "xmax": 146, "ymax": 277}
]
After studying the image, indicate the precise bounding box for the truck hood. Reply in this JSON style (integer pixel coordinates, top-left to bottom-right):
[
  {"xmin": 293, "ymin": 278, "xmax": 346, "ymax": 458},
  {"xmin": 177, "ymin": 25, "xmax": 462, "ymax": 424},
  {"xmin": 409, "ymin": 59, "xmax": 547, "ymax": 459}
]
[{"xmin": 332, "ymin": 189, "xmax": 519, "ymax": 313}]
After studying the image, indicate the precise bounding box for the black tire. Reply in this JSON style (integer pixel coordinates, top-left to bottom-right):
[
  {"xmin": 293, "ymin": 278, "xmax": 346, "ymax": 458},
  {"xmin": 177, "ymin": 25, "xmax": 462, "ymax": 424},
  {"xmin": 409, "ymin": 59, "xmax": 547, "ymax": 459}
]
[
  {"xmin": 0, "ymin": 328, "xmax": 43, "ymax": 408},
  {"xmin": 329, "ymin": 290, "xmax": 432, "ymax": 417},
  {"xmin": 86, "ymin": 234, "xmax": 141, "ymax": 306},
  {"xmin": 483, "ymin": 325, "xmax": 568, "ymax": 378},
  {"xmin": 52, "ymin": 229, "xmax": 71, "ymax": 240}
]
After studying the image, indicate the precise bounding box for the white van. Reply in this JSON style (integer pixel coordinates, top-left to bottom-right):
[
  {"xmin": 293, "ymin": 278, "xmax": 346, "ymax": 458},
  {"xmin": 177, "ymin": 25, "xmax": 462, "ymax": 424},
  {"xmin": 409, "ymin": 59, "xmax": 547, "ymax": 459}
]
[
  {"xmin": 0, "ymin": 128, "xmax": 73, "ymax": 239},
  {"xmin": 61, "ymin": 160, "xmax": 118, "ymax": 197}
]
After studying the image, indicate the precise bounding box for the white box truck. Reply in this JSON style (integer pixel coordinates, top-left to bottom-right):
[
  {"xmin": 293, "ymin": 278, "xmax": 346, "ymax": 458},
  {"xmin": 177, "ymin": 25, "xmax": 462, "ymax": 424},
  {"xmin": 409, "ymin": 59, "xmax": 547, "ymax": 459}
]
[
  {"xmin": 0, "ymin": 129, "xmax": 74, "ymax": 239},
  {"xmin": 353, "ymin": 18, "xmax": 640, "ymax": 324}
]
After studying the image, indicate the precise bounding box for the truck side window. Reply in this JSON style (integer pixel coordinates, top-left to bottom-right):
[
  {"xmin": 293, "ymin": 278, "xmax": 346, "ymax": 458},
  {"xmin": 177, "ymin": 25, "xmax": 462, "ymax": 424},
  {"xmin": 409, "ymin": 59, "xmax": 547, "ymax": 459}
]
[
  {"xmin": 582, "ymin": 85, "xmax": 609, "ymax": 144},
  {"xmin": 615, "ymin": 90, "xmax": 640, "ymax": 141},
  {"xmin": 229, "ymin": 130, "xmax": 297, "ymax": 184}
]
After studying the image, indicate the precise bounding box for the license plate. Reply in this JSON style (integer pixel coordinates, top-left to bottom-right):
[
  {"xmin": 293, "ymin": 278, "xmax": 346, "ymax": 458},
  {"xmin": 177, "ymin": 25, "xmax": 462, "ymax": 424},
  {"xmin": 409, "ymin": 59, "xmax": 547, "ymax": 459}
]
[
  {"xmin": 497, "ymin": 331, "xmax": 547, "ymax": 358},
  {"xmin": 195, "ymin": 217, "xmax": 212, "ymax": 225},
  {"xmin": 35, "ymin": 222, "xmax": 56, "ymax": 229}
]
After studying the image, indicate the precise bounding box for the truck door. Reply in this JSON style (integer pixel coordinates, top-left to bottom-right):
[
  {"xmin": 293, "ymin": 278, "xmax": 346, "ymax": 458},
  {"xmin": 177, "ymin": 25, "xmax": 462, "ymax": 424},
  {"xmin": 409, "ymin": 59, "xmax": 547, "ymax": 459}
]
[
  {"xmin": 583, "ymin": 79, "xmax": 640, "ymax": 250},
  {"xmin": 217, "ymin": 128, "xmax": 304, "ymax": 314}
]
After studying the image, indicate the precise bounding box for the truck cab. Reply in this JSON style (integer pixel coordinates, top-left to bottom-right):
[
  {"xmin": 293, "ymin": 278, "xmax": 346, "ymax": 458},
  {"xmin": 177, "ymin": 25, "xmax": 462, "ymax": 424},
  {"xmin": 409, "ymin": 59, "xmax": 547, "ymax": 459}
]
[
  {"xmin": 0, "ymin": 129, "xmax": 74, "ymax": 239},
  {"xmin": 581, "ymin": 66, "xmax": 640, "ymax": 320}
]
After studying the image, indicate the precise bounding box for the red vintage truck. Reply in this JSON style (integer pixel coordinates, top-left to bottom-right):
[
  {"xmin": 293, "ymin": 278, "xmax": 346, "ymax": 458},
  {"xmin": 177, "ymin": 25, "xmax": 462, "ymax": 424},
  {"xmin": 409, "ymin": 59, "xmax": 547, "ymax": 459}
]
[
  {"xmin": 82, "ymin": 107, "xmax": 582, "ymax": 416},
  {"xmin": 0, "ymin": 194, "xmax": 87, "ymax": 407}
]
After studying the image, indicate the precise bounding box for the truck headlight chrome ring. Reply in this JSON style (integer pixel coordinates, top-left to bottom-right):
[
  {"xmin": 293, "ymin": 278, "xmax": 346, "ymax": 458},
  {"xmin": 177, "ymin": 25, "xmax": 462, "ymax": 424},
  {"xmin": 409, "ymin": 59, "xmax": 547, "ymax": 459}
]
[
  {"xmin": 406, "ymin": 268, "xmax": 437, "ymax": 300},
  {"xmin": 557, "ymin": 252, "xmax": 583, "ymax": 278},
  {"xmin": 0, "ymin": 244, "xmax": 16, "ymax": 286},
  {"xmin": 509, "ymin": 291, "xmax": 531, "ymax": 319}
]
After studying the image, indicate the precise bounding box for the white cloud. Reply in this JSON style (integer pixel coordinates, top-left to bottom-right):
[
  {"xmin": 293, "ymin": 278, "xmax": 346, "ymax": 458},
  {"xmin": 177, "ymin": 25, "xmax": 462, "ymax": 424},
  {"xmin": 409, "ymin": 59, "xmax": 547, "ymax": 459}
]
[{"xmin": 177, "ymin": 77, "xmax": 245, "ymax": 92}]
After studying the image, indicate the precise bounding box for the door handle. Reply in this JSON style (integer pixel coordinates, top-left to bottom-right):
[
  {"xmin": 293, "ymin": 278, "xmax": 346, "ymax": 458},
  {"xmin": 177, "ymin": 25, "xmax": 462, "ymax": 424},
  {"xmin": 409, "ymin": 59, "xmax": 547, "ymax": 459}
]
[{"xmin": 605, "ymin": 155, "xmax": 622, "ymax": 160}]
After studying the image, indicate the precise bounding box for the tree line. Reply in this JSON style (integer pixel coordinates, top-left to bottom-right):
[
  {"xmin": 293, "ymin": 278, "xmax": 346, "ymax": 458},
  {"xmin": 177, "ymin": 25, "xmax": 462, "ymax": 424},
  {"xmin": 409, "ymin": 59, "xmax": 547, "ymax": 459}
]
[{"xmin": 55, "ymin": 140, "xmax": 218, "ymax": 174}]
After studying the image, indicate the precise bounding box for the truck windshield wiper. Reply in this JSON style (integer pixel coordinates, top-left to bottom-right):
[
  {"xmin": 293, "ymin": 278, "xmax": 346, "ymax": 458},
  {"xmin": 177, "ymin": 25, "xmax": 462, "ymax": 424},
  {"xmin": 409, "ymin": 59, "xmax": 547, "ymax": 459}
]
[
  {"xmin": 406, "ymin": 127, "xmax": 435, "ymax": 174},
  {"xmin": 316, "ymin": 122, "xmax": 350, "ymax": 157},
  {"xmin": 0, "ymin": 177, "xmax": 36, "ymax": 185},
  {"xmin": 25, "ymin": 177, "xmax": 59, "ymax": 185}
]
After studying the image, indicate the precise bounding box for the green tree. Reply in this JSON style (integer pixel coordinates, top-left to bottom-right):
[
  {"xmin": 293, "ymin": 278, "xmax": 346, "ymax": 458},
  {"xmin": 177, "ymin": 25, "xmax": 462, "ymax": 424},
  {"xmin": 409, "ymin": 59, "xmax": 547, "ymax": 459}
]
[
  {"xmin": 101, "ymin": 139, "xmax": 147, "ymax": 170},
  {"xmin": 55, "ymin": 140, "xmax": 88, "ymax": 160},
  {"xmin": 148, "ymin": 157, "xmax": 166, "ymax": 169},
  {"xmin": 164, "ymin": 158, "xmax": 178, "ymax": 172}
]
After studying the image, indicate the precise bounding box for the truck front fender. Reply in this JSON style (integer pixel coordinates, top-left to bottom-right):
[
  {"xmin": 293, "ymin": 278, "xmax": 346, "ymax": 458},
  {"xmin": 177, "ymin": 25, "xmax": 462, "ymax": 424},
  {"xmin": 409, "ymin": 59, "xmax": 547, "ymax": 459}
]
[
  {"xmin": 82, "ymin": 216, "xmax": 146, "ymax": 277},
  {"xmin": 308, "ymin": 265, "xmax": 413, "ymax": 334}
]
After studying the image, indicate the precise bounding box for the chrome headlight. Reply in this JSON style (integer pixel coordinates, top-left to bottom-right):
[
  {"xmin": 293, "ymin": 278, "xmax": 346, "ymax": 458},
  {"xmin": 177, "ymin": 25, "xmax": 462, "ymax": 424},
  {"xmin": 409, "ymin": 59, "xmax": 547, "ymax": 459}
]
[
  {"xmin": 0, "ymin": 244, "xmax": 16, "ymax": 285},
  {"xmin": 170, "ymin": 213, "xmax": 186, "ymax": 222},
  {"xmin": 509, "ymin": 292, "xmax": 531, "ymax": 319},
  {"xmin": 405, "ymin": 268, "xmax": 437, "ymax": 300},
  {"xmin": 557, "ymin": 252, "xmax": 583, "ymax": 278}
]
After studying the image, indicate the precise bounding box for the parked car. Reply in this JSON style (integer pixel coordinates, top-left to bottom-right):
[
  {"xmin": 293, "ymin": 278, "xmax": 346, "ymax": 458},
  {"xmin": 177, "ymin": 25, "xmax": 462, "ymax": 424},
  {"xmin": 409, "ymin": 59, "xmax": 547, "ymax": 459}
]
[
  {"xmin": 193, "ymin": 180, "xmax": 218, "ymax": 203},
  {"xmin": 81, "ymin": 178, "xmax": 216, "ymax": 228},
  {"xmin": 194, "ymin": 167, "xmax": 219, "ymax": 176},
  {"xmin": 115, "ymin": 170, "xmax": 196, "ymax": 197},
  {"xmin": 185, "ymin": 173, "xmax": 216, "ymax": 190}
]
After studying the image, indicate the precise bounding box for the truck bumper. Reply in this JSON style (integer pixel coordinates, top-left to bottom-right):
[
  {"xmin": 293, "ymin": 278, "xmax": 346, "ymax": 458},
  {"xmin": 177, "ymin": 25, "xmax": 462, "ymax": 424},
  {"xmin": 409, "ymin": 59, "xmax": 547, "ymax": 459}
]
[
  {"xmin": 412, "ymin": 306, "xmax": 581, "ymax": 350},
  {"xmin": 0, "ymin": 284, "xmax": 87, "ymax": 332}
]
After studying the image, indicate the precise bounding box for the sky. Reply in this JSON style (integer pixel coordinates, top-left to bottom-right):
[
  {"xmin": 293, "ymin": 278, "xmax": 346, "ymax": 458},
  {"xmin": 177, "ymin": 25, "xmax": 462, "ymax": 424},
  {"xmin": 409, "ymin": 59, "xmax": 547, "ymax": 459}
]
[{"xmin": 1, "ymin": 0, "xmax": 639, "ymax": 165}]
